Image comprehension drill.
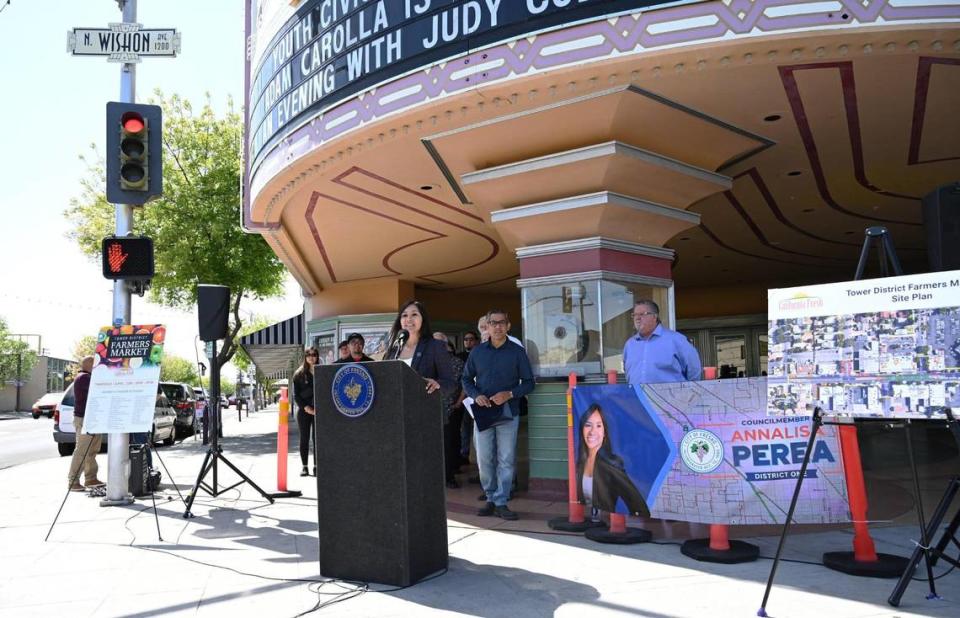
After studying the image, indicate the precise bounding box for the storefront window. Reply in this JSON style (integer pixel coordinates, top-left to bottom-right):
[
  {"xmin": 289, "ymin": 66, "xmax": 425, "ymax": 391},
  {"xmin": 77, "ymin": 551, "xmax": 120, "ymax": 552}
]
[
  {"xmin": 522, "ymin": 278, "xmax": 671, "ymax": 377},
  {"xmin": 601, "ymin": 281, "xmax": 670, "ymax": 373},
  {"xmin": 522, "ymin": 282, "xmax": 601, "ymax": 377},
  {"xmin": 312, "ymin": 333, "xmax": 336, "ymax": 365}
]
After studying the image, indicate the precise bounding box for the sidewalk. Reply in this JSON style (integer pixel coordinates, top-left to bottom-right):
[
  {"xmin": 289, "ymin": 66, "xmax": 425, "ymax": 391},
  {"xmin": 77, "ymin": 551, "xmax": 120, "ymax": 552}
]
[{"xmin": 1, "ymin": 405, "xmax": 957, "ymax": 617}]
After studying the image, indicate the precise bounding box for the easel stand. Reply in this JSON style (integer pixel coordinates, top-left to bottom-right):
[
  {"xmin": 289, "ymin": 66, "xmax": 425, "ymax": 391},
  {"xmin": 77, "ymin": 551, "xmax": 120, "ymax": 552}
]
[
  {"xmin": 183, "ymin": 339, "xmax": 274, "ymax": 518},
  {"xmin": 823, "ymin": 226, "xmax": 907, "ymax": 578},
  {"xmin": 888, "ymin": 409, "xmax": 960, "ymax": 606},
  {"xmin": 758, "ymin": 408, "xmax": 824, "ymax": 617}
]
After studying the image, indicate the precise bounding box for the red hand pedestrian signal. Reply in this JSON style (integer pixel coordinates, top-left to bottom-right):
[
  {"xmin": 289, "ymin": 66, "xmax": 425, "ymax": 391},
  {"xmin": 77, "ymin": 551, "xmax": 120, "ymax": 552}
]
[
  {"xmin": 107, "ymin": 242, "xmax": 128, "ymax": 273},
  {"xmin": 101, "ymin": 236, "xmax": 154, "ymax": 280}
]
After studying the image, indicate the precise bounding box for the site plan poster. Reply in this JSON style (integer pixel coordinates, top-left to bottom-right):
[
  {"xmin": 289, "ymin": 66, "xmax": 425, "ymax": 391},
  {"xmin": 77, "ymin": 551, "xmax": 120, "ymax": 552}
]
[
  {"xmin": 574, "ymin": 381, "xmax": 849, "ymax": 524},
  {"xmin": 768, "ymin": 271, "xmax": 960, "ymax": 419},
  {"xmin": 83, "ymin": 324, "xmax": 165, "ymax": 434}
]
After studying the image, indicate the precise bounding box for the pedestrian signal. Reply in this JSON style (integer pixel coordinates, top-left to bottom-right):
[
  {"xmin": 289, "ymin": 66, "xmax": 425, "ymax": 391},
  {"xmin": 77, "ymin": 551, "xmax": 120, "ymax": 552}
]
[{"xmin": 101, "ymin": 236, "xmax": 155, "ymax": 280}]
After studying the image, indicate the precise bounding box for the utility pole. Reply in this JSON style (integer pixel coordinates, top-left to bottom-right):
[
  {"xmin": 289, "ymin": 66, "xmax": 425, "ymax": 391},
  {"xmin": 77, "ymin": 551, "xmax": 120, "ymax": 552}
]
[
  {"xmin": 102, "ymin": 0, "xmax": 138, "ymax": 507},
  {"xmin": 67, "ymin": 0, "xmax": 178, "ymax": 506}
]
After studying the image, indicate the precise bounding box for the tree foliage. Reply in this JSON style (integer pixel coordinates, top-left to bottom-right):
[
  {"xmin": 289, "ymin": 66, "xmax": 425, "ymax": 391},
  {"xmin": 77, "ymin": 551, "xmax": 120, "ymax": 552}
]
[
  {"xmin": 64, "ymin": 92, "xmax": 286, "ymax": 374},
  {"xmin": 71, "ymin": 335, "xmax": 98, "ymax": 361},
  {"xmin": 0, "ymin": 317, "xmax": 38, "ymax": 388},
  {"xmin": 160, "ymin": 355, "xmax": 199, "ymax": 385}
]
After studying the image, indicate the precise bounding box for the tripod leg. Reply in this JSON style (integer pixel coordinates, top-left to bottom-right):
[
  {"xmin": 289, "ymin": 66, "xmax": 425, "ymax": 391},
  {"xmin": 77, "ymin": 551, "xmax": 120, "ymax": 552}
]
[
  {"xmin": 889, "ymin": 477, "xmax": 959, "ymax": 605},
  {"xmin": 758, "ymin": 410, "xmax": 822, "ymax": 616},
  {"xmin": 183, "ymin": 449, "xmax": 214, "ymax": 518},
  {"xmin": 904, "ymin": 422, "xmax": 939, "ymax": 599},
  {"xmin": 931, "ymin": 479, "xmax": 960, "ymax": 566},
  {"xmin": 214, "ymin": 452, "xmax": 276, "ymax": 504},
  {"xmin": 150, "ymin": 447, "xmax": 186, "ymax": 505},
  {"xmin": 150, "ymin": 486, "xmax": 162, "ymax": 542},
  {"xmin": 46, "ymin": 431, "xmax": 97, "ymax": 542}
]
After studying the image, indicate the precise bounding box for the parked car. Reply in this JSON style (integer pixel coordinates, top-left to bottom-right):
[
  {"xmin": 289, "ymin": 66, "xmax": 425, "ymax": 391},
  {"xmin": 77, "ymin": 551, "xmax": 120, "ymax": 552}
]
[
  {"xmin": 159, "ymin": 382, "xmax": 196, "ymax": 437},
  {"xmin": 220, "ymin": 395, "xmax": 229, "ymax": 408},
  {"xmin": 53, "ymin": 384, "xmax": 178, "ymax": 456},
  {"xmin": 32, "ymin": 392, "xmax": 63, "ymax": 419},
  {"xmin": 151, "ymin": 392, "xmax": 178, "ymax": 446},
  {"xmin": 227, "ymin": 395, "xmax": 238, "ymax": 407}
]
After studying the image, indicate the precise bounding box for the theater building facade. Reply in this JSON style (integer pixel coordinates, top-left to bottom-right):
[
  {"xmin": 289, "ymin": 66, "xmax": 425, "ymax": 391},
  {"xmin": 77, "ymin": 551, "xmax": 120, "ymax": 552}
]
[{"xmin": 244, "ymin": 0, "xmax": 960, "ymax": 490}]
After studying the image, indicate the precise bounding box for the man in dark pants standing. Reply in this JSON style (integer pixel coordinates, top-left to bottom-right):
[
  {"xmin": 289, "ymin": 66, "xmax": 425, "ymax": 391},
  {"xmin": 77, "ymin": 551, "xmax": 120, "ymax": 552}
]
[{"xmin": 461, "ymin": 310, "xmax": 535, "ymax": 520}]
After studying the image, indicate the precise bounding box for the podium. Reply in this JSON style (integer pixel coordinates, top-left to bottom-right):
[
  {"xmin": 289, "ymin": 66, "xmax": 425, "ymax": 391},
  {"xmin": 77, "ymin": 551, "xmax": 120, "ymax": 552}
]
[{"xmin": 314, "ymin": 360, "xmax": 448, "ymax": 586}]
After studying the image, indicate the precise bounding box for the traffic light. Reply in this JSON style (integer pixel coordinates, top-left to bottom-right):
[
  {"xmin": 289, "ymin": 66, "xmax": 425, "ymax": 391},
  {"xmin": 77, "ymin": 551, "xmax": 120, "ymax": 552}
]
[
  {"xmin": 101, "ymin": 236, "xmax": 155, "ymax": 280},
  {"xmin": 106, "ymin": 102, "xmax": 162, "ymax": 205}
]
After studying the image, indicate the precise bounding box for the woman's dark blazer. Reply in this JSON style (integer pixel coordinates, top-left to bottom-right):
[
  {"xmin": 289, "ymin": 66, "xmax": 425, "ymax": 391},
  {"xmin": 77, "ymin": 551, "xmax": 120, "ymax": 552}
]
[
  {"xmin": 292, "ymin": 368, "xmax": 314, "ymax": 412},
  {"xmin": 577, "ymin": 454, "xmax": 650, "ymax": 517},
  {"xmin": 385, "ymin": 337, "xmax": 456, "ymax": 398}
]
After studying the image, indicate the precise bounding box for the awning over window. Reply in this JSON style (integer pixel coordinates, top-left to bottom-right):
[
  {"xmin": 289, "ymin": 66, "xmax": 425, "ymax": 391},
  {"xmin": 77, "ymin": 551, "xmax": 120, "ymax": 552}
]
[{"xmin": 239, "ymin": 314, "xmax": 304, "ymax": 379}]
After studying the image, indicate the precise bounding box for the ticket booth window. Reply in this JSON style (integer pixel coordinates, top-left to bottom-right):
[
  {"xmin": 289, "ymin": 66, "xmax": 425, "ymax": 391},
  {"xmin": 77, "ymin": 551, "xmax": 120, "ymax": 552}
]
[{"xmin": 521, "ymin": 276, "xmax": 672, "ymax": 378}]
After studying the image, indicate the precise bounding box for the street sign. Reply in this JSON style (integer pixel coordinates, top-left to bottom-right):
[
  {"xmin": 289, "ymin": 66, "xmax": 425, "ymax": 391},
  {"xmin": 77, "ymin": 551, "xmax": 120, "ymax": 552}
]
[{"xmin": 67, "ymin": 23, "xmax": 180, "ymax": 63}]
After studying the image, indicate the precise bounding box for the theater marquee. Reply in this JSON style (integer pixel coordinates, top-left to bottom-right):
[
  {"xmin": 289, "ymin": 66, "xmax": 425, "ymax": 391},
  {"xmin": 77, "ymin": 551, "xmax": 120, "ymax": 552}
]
[{"xmin": 248, "ymin": 0, "xmax": 692, "ymax": 171}]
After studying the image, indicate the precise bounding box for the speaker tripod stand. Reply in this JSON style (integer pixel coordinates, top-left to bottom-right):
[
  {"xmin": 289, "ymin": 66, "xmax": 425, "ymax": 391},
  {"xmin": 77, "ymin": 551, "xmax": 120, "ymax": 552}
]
[{"xmin": 183, "ymin": 338, "xmax": 274, "ymax": 518}]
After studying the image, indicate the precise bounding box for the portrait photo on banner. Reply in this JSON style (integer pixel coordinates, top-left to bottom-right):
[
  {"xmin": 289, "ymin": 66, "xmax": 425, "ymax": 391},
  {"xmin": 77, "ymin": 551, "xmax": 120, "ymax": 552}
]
[{"xmin": 572, "ymin": 385, "xmax": 675, "ymax": 516}]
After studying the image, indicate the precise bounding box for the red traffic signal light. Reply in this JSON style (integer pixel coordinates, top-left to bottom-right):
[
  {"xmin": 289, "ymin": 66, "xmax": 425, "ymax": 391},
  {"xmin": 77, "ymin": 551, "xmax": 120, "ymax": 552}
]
[
  {"xmin": 101, "ymin": 236, "xmax": 154, "ymax": 280},
  {"xmin": 119, "ymin": 111, "xmax": 149, "ymax": 190},
  {"xmin": 106, "ymin": 102, "xmax": 162, "ymax": 205}
]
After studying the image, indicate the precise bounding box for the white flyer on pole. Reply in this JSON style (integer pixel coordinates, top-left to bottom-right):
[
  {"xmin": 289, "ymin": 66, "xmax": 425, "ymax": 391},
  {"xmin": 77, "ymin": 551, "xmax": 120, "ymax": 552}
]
[{"xmin": 83, "ymin": 324, "xmax": 166, "ymax": 434}]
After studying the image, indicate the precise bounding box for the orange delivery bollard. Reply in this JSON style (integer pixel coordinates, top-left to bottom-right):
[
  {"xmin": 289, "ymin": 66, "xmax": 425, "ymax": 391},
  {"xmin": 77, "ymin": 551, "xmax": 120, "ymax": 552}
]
[{"xmin": 272, "ymin": 387, "xmax": 301, "ymax": 498}]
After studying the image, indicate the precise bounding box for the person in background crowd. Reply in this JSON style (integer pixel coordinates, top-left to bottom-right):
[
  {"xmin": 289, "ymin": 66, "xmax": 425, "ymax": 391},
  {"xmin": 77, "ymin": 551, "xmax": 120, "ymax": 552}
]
[
  {"xmin": 334, "ymin": 332, "xmax": 374, "ymax": 363},
  {"xmin": 434, "ymin": 332, "xmax": 465, "ymax": 489},
  {"xmin": 458, "ymin": 330, "xmax": 479, "ymax": 362},
  {"xmin": 67, "ymin": 356, "xmax": 103, "ymax": 491},
  {"xmin": 457, "ymin": 330, "xmax": 480, "ymax": 468},
  {"xmin": 623, "ymin": 299, "xmax": 701, "ymax": 384},
  {"xmin": 337, "ymin": 340, "xmax": 350, "ymax": 361},
  {"xmin": 462, "ymin": 310, "xmax": 535, "ymax": 521},
  {"xmin": 292, "ymin": 347, "xmax": 319, "ymax": 477}
]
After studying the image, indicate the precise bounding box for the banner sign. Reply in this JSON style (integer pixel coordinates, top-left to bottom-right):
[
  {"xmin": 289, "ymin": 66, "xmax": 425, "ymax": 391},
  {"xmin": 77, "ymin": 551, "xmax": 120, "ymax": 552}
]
[
  {"xmin": 83, "ymin": 325, "xmax": 165, "ymax": 434},
  {"xmin": 573, "ymin": 379, "xmax": 849, "ymax": 525},
  {"xmin": 768, "ymin": 270, "xmax": 960, "ymax": 419},
  {"xmin": 248, "ymin": 0, "xmax": 690, "ymax": 168}
]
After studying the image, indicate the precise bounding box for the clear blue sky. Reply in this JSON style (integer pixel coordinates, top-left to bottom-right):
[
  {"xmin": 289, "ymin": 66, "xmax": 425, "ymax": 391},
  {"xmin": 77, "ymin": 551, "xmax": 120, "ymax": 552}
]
[{"xmin": 0, "ymin": 0, "xmax": 300, "ymax": 364}]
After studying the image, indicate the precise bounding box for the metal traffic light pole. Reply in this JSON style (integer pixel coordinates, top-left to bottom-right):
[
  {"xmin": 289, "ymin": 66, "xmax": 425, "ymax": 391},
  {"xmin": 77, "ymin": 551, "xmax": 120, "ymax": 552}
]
[{"xmin": 102, "ymin": 0, "xmax": 137, "ymax": 506}]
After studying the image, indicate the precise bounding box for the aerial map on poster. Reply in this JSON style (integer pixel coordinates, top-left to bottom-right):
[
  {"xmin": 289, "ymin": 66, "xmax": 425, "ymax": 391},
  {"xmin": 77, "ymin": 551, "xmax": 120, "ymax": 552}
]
[
  {"xmin": 768, "ymin": 271, "xmax": 960, "ymax": 419},
  {"xmin": 573, "ymin": 380, "xmax": 849, "ymax": 525}
]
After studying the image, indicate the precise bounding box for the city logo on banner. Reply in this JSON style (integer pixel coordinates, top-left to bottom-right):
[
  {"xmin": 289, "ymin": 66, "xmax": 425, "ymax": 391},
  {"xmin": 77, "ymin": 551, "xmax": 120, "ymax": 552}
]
[{"xmin": 679, "ymin": 428, "xmax": 724, "ymax": 473}]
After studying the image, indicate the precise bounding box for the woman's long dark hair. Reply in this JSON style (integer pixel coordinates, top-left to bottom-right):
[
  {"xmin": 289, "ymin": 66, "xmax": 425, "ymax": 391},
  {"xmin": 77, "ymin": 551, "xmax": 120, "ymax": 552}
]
[
  {"xmin": 294, "ymin": 346, "xmax": 319, "ymax": 380},
  {"xmin": 387, "ymin": 300, "xmax": 433, "ymax": 346},
  {"xmin": 577, "ymin": 404, "xmax": 615, "ymax": 471}
]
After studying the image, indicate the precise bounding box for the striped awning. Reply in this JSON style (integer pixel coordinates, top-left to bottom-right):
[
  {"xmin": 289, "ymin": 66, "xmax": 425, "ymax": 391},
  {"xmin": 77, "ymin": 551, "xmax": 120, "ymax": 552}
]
[{"xmin": 239, "ymin": 314, "xmax": 304, "ymax": 378}]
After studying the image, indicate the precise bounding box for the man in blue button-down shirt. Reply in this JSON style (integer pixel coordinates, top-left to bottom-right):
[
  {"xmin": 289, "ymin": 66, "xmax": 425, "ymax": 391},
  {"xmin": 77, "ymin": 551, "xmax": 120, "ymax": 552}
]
[
  {"xmin": 623, "ymin": 300, "xmax": 702, "ymax": 384},
  {"xmin": 462, "ymin": 309, "xmax": 534, "ymax": 520}
]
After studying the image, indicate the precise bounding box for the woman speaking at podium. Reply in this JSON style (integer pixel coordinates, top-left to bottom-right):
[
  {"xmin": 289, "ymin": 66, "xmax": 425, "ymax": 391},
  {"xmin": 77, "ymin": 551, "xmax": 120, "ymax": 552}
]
[{"xmin": 384, "ymin": 300, "xmax": 456, "ymax": 399}]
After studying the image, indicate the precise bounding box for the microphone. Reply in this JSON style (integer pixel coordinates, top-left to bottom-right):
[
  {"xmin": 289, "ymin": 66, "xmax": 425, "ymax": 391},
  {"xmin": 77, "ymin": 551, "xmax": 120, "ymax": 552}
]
[{"xmin": 390, "ymin": 329, "xmax": 409, "ymax": 359}]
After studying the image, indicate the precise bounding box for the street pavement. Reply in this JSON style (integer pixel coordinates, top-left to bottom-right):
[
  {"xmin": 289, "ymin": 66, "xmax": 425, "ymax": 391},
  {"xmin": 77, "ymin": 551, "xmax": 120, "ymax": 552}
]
[
  {"xmin": 1, "ymin": 404, "xmax": 958, "ymax": 617},
  {"xmin": 0, "ymin": 414, "xmax": 61, "ymax": 470}
]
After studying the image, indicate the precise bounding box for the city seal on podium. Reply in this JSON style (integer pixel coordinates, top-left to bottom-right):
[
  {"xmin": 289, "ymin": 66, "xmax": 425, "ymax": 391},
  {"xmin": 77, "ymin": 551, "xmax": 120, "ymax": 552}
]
[{"xmin": 332, "ymin": 363, "xmax": 375, "ymax": 418}]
